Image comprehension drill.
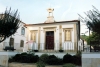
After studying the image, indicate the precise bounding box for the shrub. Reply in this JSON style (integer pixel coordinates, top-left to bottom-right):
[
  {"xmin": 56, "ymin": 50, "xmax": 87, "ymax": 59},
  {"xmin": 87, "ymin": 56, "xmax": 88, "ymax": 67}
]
[
  {"xmin": 47, "ymin": 55, "xmax": 63, "ymax": 65},
  {"xmin": 73, "ymin": 55, "xmax": 81, "ymax": 66},
  {"xmin": 21, "ymin": 52, "xmax": 27, "ymax": 55},
  {"xmin": 76, "ymin": 51, "xmax": 81, "ymax": 57},
  {"xmin": 9, "ymin": 57, "xmax": 14, "ymax": 63},
  {"xmin": 74, "ymin": 51, "xmax": 82, "ymax": 65},
  {"xmin": 47, "ymin": 58, "xmax": 63, "ymax": 65},
  {"xmin": 37, "ymin": 61, "xmax": 45, "ymax": 67},
  {"xmin": 48, "ymin": 55, "xmax": 57, "ymax": 59},
  {"xmin": 33, "ymin": 55, "xmax": 39, "ymax": 63},
  {"xmin": 13, "ymin": 54, "xmax": 21, "ymax": 62},
  {"xmin": 20, "ymin": 54, "xmax": 39, "ymax": 63},
  {"xmin": 20, "ymin": 55, "xmax": 30, "ymax": 63},
  {"xmin": 63, "ymin": 63, "xmax": 75, "ymax": 67},
  {"xmin": 9, "ymin": 52, "xmax": 39, "ymax": 63},
  {"xmin": 63, "ymin": 53, "xmax": 73, "ymax": 63},
  {"xmin": 39, "ymin": 54, "xmax": 49, "ymax": 63}
]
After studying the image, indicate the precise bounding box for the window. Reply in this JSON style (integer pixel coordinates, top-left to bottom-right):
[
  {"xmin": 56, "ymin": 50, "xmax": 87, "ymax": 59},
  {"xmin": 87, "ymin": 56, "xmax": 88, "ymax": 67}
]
[
  {"xmin": 65, "ymin": 30, "xmax": 71, "ymax": 41},
  {"xmin": 20, "ymin": 40, "xmax": 24, "ymax": 47},
  {"xmin": 9, "ymin": 38, "xmax": 14, "ymax": 47},
  {"xmin": 31, "ymin": 32, "xmax": 36, "ymax": 41},
  {"xmin": 21, "ymin": 27, "xmax": 25, "ymax": 35}
]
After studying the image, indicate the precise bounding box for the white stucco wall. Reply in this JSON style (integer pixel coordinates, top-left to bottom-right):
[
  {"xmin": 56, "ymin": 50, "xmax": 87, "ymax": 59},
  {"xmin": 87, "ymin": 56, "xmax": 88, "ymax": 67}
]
[
  {"xmin": 62, "ymin": 24, "xmax": 75, "ymax": 50},
  {"xmin": 40, "ymin": 27, "xmax": 44, "ymax": 50},
  {"xmin": 54, "ymin": 25, "xmax": 59, "ymax": 50}
]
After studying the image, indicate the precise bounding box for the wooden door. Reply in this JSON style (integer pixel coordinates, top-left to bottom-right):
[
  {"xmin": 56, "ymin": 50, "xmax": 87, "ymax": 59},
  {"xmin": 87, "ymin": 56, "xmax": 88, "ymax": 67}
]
[{"xmin": 45, "ymin": 31, "xmax": 54, "ymax": 49}]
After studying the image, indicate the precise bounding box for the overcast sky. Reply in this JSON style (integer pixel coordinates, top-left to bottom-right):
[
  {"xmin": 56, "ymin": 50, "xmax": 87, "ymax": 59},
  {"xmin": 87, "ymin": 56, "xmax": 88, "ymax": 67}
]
[{"xmin": 0, "ymin": 0, "xmax": 99, "ymax": 35}]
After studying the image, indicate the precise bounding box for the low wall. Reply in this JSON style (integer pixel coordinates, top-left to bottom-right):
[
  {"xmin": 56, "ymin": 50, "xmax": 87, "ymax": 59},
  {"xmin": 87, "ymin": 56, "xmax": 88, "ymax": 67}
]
[
  {"xmin": 82, "ymin": 52, "xmax": 100, "ymax": 67},
  {"xmin": 0, "ymin": 51, "xmax": 19, "ymax": 67}
]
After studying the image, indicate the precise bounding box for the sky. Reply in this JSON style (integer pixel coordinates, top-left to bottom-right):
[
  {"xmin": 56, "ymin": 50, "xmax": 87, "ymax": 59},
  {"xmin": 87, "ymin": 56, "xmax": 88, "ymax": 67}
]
[{"xmin": 0, "ymin": 0, "xmax": 100, "ymax": 35}]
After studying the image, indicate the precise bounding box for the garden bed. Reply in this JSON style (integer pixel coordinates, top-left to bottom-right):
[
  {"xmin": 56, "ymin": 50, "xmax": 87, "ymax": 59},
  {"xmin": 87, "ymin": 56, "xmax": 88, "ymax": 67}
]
[{"xmin": 9, "ymin": 52, "xmax": 81, "ymax": 67}]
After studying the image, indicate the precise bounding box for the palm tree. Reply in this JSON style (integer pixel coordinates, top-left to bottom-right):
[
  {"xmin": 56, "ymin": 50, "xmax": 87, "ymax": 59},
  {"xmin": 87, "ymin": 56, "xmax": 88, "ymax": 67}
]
[{"xmin": 0, "ymin": 8, "xmax": 21, "ymax": 43}]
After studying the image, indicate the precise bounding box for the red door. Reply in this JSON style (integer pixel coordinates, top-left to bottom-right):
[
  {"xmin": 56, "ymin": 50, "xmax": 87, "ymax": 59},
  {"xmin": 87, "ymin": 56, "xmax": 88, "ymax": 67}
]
[{"xmin": 45, "ymin": 31, "xmax": 54, "ymax": 49}]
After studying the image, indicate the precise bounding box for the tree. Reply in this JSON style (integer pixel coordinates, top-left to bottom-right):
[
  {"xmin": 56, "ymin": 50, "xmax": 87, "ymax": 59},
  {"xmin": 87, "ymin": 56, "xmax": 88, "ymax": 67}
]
[
  {"xmin": 79, "ymin": 6, "xmax": 100, "ymax": 34},
  {"xmin": 86, "ymin": 32, "xmax": 100, "ymax": 45},
  {"xmin": 79, "ymin": 6, "xmax": 100, "ymax": 45},
  {"xmin": 80, "ymin": 35, "xmax": 88, "ymax": 41},
  {"xmin": 0, "ymin": 8, "xmax": 21, "ymax": 43}
]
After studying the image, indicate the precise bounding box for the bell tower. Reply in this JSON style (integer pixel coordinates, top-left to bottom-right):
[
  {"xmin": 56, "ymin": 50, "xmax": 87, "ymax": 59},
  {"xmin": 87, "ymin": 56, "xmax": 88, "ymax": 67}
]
[{"xmin": 45, "ymin": 8, "xmax": 55, "ymax": 23}]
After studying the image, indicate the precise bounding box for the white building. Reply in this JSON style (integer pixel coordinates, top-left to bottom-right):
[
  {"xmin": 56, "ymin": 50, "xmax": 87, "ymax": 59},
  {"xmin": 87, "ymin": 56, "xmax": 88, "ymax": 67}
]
[
  {"xmin": 25, "ymin": 8, "xmax": 80, "ymax": 52},
  {"xmin": 0, "ymin": 21, "xmax": 27, "ymax": 52},
  {"xmin": 0, "ymin": 8, "xmax": 81, "ymax": 53}
]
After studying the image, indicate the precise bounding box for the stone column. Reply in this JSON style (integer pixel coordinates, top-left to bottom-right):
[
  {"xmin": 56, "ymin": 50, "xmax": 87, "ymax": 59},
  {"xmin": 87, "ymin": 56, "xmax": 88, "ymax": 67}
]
[
  {"xmin": 38, "ymin": 27, "xmax": 41, "ymax": 50},
  {"xmin": 74, "ymin": 24, "xmax": 77, "ymax": 52},
  {"xmin": 59, "ymin": 25, "xmax": 62, "ymax": 49}
]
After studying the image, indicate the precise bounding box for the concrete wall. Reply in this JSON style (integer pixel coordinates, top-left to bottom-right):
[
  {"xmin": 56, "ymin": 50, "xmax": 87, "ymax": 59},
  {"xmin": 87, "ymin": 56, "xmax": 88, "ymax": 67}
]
[
  {"xmin": 0, "ymin": 51, "xmax": 19, "ymax": 67},
  {"xmin": 82, "ymin": 53, "xmax": 100, "ymax": 67}
]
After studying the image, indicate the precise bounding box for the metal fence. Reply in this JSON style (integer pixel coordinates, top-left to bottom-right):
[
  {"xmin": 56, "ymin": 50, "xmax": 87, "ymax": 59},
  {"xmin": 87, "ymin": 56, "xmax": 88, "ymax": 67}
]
[
  {"xmin": 90, "ymin": 41, "xmax": 100, "ymax": 52},
  {"xmin": 2, "ymin": 41, "xmax": 84, "ymax": 52},
  {"xmin": 27, "ymin": 41, "xmax": 84, "ymax": 52}
]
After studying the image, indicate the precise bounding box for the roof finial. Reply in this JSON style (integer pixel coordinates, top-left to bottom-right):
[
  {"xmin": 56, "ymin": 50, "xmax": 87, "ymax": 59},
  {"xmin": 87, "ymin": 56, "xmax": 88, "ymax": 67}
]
[{"xmin": 44, "ymin": 7, "xmax": 55, "ymax": 23}]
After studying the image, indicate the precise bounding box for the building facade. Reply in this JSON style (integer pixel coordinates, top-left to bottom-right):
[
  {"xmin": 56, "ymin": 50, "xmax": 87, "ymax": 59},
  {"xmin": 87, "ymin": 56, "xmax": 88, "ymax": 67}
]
[
  {"xmin": 0, "ymin": 8, "xmax": 81, "ymax": 52},
  {"xmin": 26, "ymin": 20, "xmax": 80, "ymax": 52},
  {"xmin": 25, "ymin": 8, "xmax": 80, "ymax": 52}
]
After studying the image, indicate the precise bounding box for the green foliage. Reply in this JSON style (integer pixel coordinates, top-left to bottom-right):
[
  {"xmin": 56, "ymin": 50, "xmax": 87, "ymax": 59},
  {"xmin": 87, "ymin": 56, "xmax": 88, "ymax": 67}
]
[
  {"xmin": 0, "ymin": 8, "xmax": 20, "ymax": 43},
  {"xmin": 9, "ymin": 52, "xmax": 39, "ymax": 63},
  {"xmin": 33, "ymin": 55, "xmax": 39, "ymax": 63},
  {"xmin": 9, "ymin": 53, "xmax": 81, "ymax": 66},
  {"xmin": 63, "ymin": 53, "xmax": 72, "ymax": 63},
  {"xmin": 63, "ymin": 63, "xmax": 75, "ymax": 67},
  {"xmin": 37, "ymin": 61, "xmax": 45, "ymax": 67},
  {"xmin": 48, "ymin": 55, "xmax": 57, "ymax": 59},
  {"xmin": 86, "ymin": 32, "xmax": 100, "ymax": 45},
  {"xmin": 63, "ymin": 53, "xmax": 81, "ymax": 66},
  {"xmin": 8, "ymin": 57, "xmax": 15, "ymax": 63},
  {"xmin": 74, "ymin": 52, "xmax": 82, "ymax": 65},
  {"xmin": 47, "ymin": 55, "xmax": 63, "ymax": 65},
  {"xmin": 39, "ymin": 54, "xmax": 49, "ymax": 63},
  {"xmin": 21, "ymin": 52, "xmax": 27, "ymax": 55},
  {"xmin": 79, "ymin": 6, "xmax": 100, "ymax": 34},
  {"xmin": 13, "ymin": 54, "xmax": 21, "ymax": 62},
  {"xmin": 39, "ymin": 54, "xmax": 63, "ymax": 65},
  {"xmin": 76, "ymin": 51, "xmax": 82, "ymax": 57},
  {"xmin": 80, "ymin": 35, "xmax": 89, "ymax": 41},
  {"xmin": 72, "ymin": 55, "xmax": 81, "ymax": 65}
]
